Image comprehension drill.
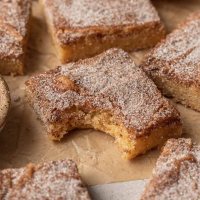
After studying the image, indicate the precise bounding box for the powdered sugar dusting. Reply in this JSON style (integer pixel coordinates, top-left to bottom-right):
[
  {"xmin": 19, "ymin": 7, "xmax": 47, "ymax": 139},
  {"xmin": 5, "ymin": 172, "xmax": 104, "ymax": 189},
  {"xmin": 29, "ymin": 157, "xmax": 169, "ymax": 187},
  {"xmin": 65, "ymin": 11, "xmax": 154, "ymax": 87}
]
[
  {"xmin": 0, "ymin": 160, "xmax": 90, "ymax": 199},
  {"xmin": 0, "ymin": 0, "xmax": 31, "ymax": 59},
  {"xmin": 45, "ymin": 0, "xmax": 159, "ymax": 28},
  {"xmin": 144, "ymin": 13, "xmax": 200, "ymax": 86},
  {"xmin": 43, "ymin": 0, "xmax": 161, "ymax": 43},
  {"xmin": 141, "ymin": 138, "xmax": 200, "ymax": 200},
  {"xmin": 26, "ymin": 48, "xmax": 180, "ymax": 137}
]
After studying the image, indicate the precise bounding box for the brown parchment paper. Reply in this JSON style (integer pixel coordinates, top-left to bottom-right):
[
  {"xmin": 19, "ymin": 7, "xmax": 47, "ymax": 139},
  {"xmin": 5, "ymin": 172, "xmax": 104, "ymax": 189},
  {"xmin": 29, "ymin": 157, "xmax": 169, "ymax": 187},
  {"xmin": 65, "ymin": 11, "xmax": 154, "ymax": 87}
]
[{"xmin": 1, "ymin": 0, "xmax": 200, "ymax": 186}]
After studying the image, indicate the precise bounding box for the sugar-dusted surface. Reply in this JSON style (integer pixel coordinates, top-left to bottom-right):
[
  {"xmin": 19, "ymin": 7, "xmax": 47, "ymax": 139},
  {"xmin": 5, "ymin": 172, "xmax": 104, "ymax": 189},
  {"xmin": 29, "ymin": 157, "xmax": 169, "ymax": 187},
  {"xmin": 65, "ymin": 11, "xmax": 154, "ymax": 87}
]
[
  {"xmin": 141, "ymin": 138, "xmax": 200, "ymax": 200},
  {"xmin": 26, "ymin": 48, "xmax": 180, "ymax": 138},
  {"xmin": 43, "ymin": 0, "xmax": 162, "ymax": 43},
  {"xmin": 44, "ymin": 0, "xmax": 159, "ymax": 28},
  {"xmin": 1, "ymin": 0, "xmax": 199, "ymax": 186},
  {"xmin": 0, "ymin": 0, "xmax": 31, "ymax": 59},
  {"xmin": 143, "ymin": 12, "xmax": 200, "ymax": 86},
  {"xmin": 0, "ymin": 160, "xmax": 90, "ymax": 199}
]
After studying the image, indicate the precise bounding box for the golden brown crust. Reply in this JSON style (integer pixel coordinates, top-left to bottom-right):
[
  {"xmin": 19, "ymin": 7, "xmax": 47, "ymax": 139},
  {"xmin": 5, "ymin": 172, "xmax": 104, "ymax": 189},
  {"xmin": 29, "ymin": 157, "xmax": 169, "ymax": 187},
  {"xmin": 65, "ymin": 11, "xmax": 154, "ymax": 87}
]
[
  {"xmin": 42, "ymin": 0, "xmax": 165, "ymax": 62},
  {"xmin": 26, "ymin": 48, "xmax": 182, "ymax": 159},
  {"xmin": 142, "ymin": 12, "xmax": 200, "ymax": 111},
  {"xmin": 0, "ymin": 0, "xmax": 32, "ymax": 75},
  {"xmin": 141, "ymin": 138, "xmax": 200, "ymax": 200},
  {"xmin": 0, "ymin": 160, "xmax": 91, "ymax": 199}
]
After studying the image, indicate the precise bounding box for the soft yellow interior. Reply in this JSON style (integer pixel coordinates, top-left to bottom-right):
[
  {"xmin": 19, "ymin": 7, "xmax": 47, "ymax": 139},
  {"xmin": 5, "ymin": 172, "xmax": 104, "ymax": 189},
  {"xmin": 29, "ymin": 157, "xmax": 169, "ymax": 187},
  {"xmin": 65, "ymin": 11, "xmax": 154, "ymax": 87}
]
[
  {"xmin": 152, "ymin": 75, "xmax": 200, "ymax": 112},
  {"xmin": 57, "ymin": 25, "xmax": 164, "ymax": 63},
  {"xmin": 48, "ymin": 109, "xmax": 182, "ymax": 159}
]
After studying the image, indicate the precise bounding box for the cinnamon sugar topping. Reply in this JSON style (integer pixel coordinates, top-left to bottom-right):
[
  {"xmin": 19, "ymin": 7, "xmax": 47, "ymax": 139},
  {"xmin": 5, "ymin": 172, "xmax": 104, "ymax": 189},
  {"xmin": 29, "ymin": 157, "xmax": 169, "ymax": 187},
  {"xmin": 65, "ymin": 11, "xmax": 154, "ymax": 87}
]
[
  {"xmin": 0, "ymin": 0, "xmax": 31, "ymax": 59},
  {"xmin": 143, "ymin": 13, "xmax": 200, "ymax": 86},
  {"xmin": 141, "ymin": 138, "xmax": 200, "ymax": 200},
  {"xmin": 0, "ymin": 160, "xmax": 90, "ymax": 199},
  {"xmin": 44, "ymin": 0, "xmax": 159, "ymax": 27},
  {"xmin": 43, "ymin": 0, "xmax": 161, "ymax": 43},
  {"xmin": 26, "ymin": 48, "xmax": 180, "ymax": 137}
]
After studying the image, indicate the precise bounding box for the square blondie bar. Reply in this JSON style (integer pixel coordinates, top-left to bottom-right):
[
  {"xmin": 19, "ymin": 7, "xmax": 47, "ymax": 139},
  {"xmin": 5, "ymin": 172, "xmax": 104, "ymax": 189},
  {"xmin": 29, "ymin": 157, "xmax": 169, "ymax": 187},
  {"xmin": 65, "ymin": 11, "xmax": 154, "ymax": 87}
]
[
  {"xmin": 26, "ymin": 48, "xmax": 182, "ymax": 159},
  {"xmin": 0, "ymin": 160, "xmax": 90, "ymax": 199},
  {"xmin": 141, "ymin": 138, "xmax": 200, "ymax": 200},
  {"xmin": 42, "ymin": 0, "xmax": 165, "ymax": 63},
  {"xmin": 0, "ymin": 0, "xmax": 31, "ymax": 75},
  {"xmin": 142, "ymin": 13, "xmax": 200, "ymax": 111}
]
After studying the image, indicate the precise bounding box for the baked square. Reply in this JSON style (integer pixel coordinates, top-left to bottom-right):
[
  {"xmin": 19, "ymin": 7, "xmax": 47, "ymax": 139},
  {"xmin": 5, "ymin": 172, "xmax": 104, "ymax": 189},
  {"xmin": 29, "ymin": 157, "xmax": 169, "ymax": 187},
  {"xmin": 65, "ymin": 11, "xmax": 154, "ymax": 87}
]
[
  {"xmin": 42, "ymin": 0, "xmax": 165, "ymax": 63},
  {"xmin": 0, "ymin": 160, "xmax": 91, "ymax": 199},
  {"xmin": 26, "ymin": 48, "xmax": 182, "ymax": 159},
  {"xmin": 142, "ymin": 13, "xmax": 200, "ymax": 112},
  {"xmin": 0, "ymin": 0, "xmax": 32, "ymax": 75},
  {"xmin": 141, "ymin": 138, "xmax": 200, "ymax": 200}
]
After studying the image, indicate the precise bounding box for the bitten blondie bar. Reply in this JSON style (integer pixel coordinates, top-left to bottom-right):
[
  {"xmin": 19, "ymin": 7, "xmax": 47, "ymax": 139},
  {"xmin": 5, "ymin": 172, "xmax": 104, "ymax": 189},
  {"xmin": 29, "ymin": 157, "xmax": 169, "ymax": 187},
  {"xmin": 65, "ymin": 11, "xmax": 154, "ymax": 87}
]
[{"xmin": 26, "ymin": 48, "xmax": 182, "ymax": 159}]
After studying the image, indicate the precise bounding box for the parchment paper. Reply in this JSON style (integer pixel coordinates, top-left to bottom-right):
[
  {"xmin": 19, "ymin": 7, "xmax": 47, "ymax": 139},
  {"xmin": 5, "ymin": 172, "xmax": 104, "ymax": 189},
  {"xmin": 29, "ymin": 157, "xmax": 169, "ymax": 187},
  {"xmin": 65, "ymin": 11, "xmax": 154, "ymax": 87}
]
[{"xmin": 1, "ymin": 0, "xmax": 200, "ymax": 186}]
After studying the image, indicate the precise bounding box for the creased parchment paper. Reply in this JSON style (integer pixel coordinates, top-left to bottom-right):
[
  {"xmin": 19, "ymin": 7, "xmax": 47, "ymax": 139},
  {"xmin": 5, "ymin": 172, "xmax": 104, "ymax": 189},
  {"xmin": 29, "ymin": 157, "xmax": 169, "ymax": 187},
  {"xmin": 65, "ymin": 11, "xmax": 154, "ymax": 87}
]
[{"xmin": 1, "ymin": 0, "xmax": 200, "ymax": 186}]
